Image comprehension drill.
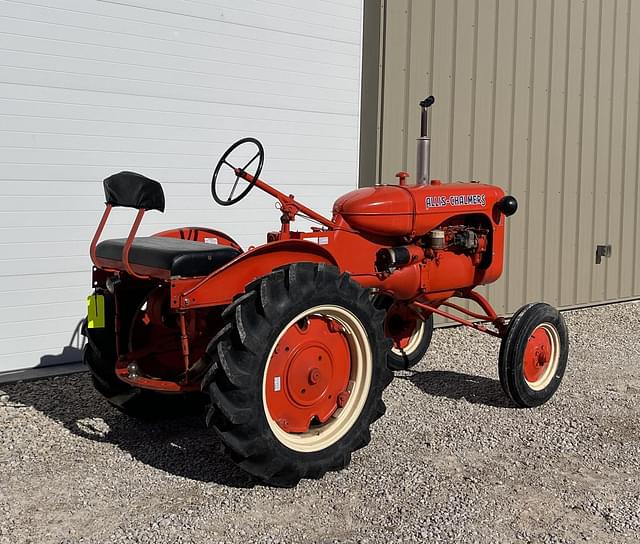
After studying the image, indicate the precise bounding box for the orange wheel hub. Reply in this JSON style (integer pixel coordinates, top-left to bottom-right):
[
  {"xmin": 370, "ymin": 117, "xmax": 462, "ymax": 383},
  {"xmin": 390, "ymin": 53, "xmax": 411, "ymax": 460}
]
[
  {"xmin": 265, "ymin": 316, "xmax": 351, "ymax": 433},
  {"xmin": 523, "ymin": 325, "xmax": 553, "ymax": 384}
]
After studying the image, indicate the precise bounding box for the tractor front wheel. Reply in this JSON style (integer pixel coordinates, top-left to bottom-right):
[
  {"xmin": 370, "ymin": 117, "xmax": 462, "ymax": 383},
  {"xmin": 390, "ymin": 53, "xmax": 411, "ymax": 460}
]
[
  {"xmin": 373, "ymin": 296, "xmax": 433, "ymax": 371},
  {"xmin": 385, "ymin": 306, "xmax": 433, "ymax": 371},
  {"xmin": 202, "ymin": 263, "xmax": 392, "ymax": 486},
  {"xmin": 498, "ymin": 303, "xmax": 569, "ymax": 407}
]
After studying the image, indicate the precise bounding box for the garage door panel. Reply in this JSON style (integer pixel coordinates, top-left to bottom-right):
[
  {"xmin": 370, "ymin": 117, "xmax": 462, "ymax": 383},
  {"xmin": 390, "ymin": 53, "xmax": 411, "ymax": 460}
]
[
  {"xmin": 0, "ymin": 315, "xmax": 86, "ymax": 342},
  {"xmin": 256, "ymin": 0, "xmax": 361, "ymax": 17},
  {"xmin": 0, "ymin": 110, "xmax": 356, "ymax": 145},
  {"xmin": 0, "ymin": 128, "xmax": 354, "ymax": 159},
  {"xmin": 0, "ymin": 218, "xmax": 281, "ymax": 251},
  {"xmin": 1, "ymin": 6, "xmax": 360, "ymax": 61},
  {"xmin": 156, "ymin": 0, "xmax": 360, "ymax": 35},
  {"xmin": 0, "ymin": 0, "xmax": 362, "ymax": 372},
  {"xmin": 1, "ymin": 334, "xmax": 77, "ymax": 355},
  {"xmin": 0, "ymin": 188, "xmax": 350, "ymax": 227},
  {"xmin": 0, "ymin": 134, "xmax": 357, "ymax": 163},
  {"xmin": 0, "ymin": 256, "xmax": 91, "ymax": 277},
  {"xmin": 0, "ymin": 240, "xmax": 91, "ymax": 260},
  {"xmin": 0, "ymin": 335, "xmax": 82, "ymax": 370},
  {"xmin": 0, "ymin": 31, "xmax": 360, "ymax": 83},
  {"xmin": 0, "ymin": 185, "xmax": 351, "ymax": 212},
  {"xmin": 0, "ymin": 272, "xmax": 88, "ymax": 293},
  {"xmin": 0, "ymin": 50, "xmax": 358, "ymax": 106},
  {"xmin": 0, "ymin": 164, "xmax": 355, "ymax": 185},
  {"xmin": 0, "ymin": 84, "xmax": 358, "ymax": 128},
  {"xmin": 2, "ymin": 150, "xmax": 355, "ymax": 175},
  {"xmin": 0, "ymin": 285, "xmax": 90, "ymax": 316},
  {"xmin": 1, "ymin": 209, "xmax": 278, "ymax": 232},
  {"xmin": 1, "ymin": 341, "xmax": 85, "ymax": 370},
  {"xmin": 0, "ymin": 180, "xmax": 349, "ymax": 200},
  {"xmin": 0, "ymin": 27, "xmax": 360, "ymax": 83},
  {"xmin": 5, "ymin": 2, "xmax": 358, "ymax": 60},
  {"xmin": 0, "ymin": 203, "xmax": 339, "ymax": 233},
  {"xmin": 239, "ymin": 0, "xmax": 361, "ymax": 21},
  {"xmin": 25, "ymin": 0, "xmax": 361, "ymax": 47},
  {"xmin": 0, "ymin": 300, "xmax": 83, "ymax": 324},
  {"xmin": 0, "ymin": 181, "xmax": 104, "ymax": 198},
  {"xmin": 1, "ymin": 66, "xmax": 357, "ymax": 117}
]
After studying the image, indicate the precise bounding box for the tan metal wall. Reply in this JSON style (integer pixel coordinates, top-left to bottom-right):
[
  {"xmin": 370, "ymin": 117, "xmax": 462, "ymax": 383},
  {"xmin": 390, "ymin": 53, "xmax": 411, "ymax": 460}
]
[{"xmin": 360, "ymin": 0, "xmax": 640, "ymax": 314}]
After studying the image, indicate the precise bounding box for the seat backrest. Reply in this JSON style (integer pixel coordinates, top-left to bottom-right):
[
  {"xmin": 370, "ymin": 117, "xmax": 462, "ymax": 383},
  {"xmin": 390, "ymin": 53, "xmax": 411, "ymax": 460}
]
[{"xmin": 103, "ymin": 171, "xmax": 165, "ymax": 212}]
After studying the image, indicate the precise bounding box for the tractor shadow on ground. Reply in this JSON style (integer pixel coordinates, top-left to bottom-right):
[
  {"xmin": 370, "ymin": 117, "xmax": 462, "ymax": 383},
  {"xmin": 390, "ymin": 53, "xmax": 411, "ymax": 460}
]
[
  {"xmin": 1, "ymin": 373, "xmax": 256, "ymax": 488},
  {"xmin": 39, "ymin": 319, "xmax": 85, "ymax": 367},
  {"xmin": 401, "ymin": 369, "xmax": 515, "ymax": 408}
]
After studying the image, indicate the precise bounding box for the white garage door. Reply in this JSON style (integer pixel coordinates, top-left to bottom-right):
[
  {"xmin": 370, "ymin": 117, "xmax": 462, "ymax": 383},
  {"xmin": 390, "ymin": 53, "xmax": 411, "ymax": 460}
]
[{"xmin": 0, "ymin": 0, "xmax": 363, "ymax": 373}]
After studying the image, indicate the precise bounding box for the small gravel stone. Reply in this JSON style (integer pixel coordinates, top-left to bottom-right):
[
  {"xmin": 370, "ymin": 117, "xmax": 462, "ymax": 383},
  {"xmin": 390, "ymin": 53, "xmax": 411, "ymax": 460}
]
[{"xmin": 0, "ymin": 302, "xmax": 638, "ymax": 543}]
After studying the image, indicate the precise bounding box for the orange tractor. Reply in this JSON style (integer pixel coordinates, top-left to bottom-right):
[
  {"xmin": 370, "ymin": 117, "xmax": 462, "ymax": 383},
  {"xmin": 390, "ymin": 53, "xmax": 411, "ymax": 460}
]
[{"xmin": 83, "ymin": 97, "xmax": 568, "ymax": 486}]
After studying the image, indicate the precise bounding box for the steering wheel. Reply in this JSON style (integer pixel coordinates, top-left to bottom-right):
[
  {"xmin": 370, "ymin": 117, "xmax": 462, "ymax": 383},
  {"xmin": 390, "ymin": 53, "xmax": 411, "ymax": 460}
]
[{"xmin": 211, "ymin": 137, "xmax": 265, "ymax": 206}]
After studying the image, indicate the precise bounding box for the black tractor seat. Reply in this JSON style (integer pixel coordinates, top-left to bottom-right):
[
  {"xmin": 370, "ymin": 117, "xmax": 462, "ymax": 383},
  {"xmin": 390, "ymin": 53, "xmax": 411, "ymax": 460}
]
[{"xmin": 95, "ymin": 236, "xmax": 241, "ymax": 277}]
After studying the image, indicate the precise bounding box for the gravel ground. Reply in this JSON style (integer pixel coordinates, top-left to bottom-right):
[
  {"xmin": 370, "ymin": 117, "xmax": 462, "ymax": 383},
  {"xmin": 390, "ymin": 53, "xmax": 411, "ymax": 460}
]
[{"xmin": 1, "ymin": 302, "xmax": 639, "ymax": 544}]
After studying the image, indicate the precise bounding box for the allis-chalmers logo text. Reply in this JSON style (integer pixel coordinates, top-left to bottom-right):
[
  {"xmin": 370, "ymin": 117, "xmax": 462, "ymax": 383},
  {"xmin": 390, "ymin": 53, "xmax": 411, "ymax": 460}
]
[{"xmin": 425, "ymin": 194, "xmax": 486, "ymax": 209}]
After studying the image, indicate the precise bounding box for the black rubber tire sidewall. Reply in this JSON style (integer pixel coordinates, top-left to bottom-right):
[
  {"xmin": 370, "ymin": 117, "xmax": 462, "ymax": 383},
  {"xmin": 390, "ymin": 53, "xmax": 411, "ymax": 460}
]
[
  {"xmin": 204, "ymin": 263, "xmax": 392, "ymax": 486},
  {"xmin": 83, "ymin": 289, "xmax": 129, "ymax": 396},
  {"xmin": 386, "ymin": 313, "xmax": 434, "ymax": 371},
  {"xmin": 499, "ymin": 303, "xmax": 569, "ymax": 408},
  {"xmin": 82, "ymin": 289, "xmax": 206, "ymax": 418}
]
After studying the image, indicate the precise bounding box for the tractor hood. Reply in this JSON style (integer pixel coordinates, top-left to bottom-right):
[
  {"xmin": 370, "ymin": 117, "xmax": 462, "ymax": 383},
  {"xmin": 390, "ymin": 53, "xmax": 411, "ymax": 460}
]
[{"xmin": 332, "ymin": 182, "xmax": 505, "ymax": 237}]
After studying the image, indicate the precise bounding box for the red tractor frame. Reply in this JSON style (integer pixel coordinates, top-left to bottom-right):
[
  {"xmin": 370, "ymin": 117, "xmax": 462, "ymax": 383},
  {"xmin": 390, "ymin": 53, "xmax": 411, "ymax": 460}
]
[{"xmin": 84, "ymin": 97, "xmax": 568, "ymax": 486}]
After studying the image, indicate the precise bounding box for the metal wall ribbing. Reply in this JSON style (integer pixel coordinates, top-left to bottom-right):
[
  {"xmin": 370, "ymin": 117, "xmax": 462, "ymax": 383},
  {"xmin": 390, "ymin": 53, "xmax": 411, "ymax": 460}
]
[{"xmin": 360, "ymin": 0, "xmax": 640, "ymax": 314}]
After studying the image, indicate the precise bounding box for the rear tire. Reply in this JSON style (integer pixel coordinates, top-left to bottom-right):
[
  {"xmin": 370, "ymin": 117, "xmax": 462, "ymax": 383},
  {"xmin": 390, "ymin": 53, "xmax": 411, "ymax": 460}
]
[
  {"xmin": 202, "ymin": 263, "xmax": 392, "ymax": 487},
  {"xmin": 83, "ymin": 290, "xmax": 205, "ymax": 419},
  {"xmin": 498, "ymin": 303, "xmax": 569, "ymax": 407}
]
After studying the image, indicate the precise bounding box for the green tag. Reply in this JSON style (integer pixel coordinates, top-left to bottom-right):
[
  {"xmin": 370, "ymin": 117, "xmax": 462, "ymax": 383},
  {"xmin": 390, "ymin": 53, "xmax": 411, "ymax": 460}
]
[{"xmin": 87, "ymin": 293, "xmax": 105, "ymax": 329}]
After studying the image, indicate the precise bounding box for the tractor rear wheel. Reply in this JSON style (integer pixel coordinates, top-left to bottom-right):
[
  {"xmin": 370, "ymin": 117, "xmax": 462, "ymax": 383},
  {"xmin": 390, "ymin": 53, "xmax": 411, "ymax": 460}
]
[
  {"xmin": 498, "ymin": 303, "xmax": 569, "ymax": 407},
  {"xmin": 202, "ymin": 263, "xmax": 392, "ymax": 487},
  {"xmin": 83, "ymin": 289, "xmax": 205, "ymax": 418}
]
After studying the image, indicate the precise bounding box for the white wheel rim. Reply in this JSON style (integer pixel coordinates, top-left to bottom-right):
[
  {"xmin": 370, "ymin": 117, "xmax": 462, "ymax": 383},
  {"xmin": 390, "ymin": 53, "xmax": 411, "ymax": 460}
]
[
  {"xmin": 391, "ymin": 319, "xmax": 425, "ymax": 356},
  {"xmin": 262, "ymin": 305, "xmax": 373, "ymax": 453},
  {"xmin": 524, "ymin": 323, "xmax": 561, "ymax": 391}
]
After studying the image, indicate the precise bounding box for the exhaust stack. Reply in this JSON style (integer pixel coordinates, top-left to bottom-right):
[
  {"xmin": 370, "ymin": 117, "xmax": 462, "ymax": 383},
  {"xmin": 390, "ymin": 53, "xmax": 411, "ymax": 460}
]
[{"xmin": 416, "ymin": 95, "xmax": 434, "ymax": 185}]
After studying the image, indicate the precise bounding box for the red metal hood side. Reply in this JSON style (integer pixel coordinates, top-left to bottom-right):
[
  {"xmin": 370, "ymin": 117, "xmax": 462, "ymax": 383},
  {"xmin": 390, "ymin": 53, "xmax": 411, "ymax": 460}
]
[{"xmin": 333, "ymin": 182, "xmax": 506, "ymax": 237}]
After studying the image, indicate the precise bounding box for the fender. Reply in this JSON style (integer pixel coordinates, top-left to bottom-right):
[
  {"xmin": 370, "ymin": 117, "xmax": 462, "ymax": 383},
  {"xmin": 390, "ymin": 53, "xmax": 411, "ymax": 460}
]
[
  {"xmin": 170, "ymin": 239, "xmax": 339, "ymax": 309},
  {"xmin": 153, "ymin": 226, "xmax": 242, "ymax": 251}
]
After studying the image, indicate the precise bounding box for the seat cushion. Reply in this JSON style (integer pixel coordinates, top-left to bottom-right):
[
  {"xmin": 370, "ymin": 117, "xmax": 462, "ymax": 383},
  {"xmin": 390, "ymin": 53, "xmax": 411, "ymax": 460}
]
[{"xmin": 96, "ymin": 237, "xmax": 241, "ymax": 277}]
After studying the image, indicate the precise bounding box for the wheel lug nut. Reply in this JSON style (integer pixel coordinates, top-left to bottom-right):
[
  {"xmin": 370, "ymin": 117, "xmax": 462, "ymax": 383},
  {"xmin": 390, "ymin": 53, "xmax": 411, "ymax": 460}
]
[
  {"xmin": 337, "ymin": 391, "xmax": 350, "ymax": 407},
  {"xmin": 276, "ymin": 418, "xmax": 289, "ymax": 431}
]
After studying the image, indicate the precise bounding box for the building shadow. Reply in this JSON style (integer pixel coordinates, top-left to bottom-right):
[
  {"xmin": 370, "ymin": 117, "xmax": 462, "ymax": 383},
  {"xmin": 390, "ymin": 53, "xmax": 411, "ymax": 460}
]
[
  {"xmin": 401, "ymin": 369, "xmax": 515, "ymax": 408},
  {"xmin": 0, "ymin": 373, "xmax": 256, "ymax": 488}
]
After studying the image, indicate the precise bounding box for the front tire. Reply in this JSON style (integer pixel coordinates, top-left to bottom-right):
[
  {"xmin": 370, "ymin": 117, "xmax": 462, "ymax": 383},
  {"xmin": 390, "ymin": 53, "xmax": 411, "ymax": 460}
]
[
  {"xmin": 375, "ymin": 297, "xmax": 433, "ymax": 370},
  {"xmin": 386, "ymin": 312, "xmax": 433, "ymax": 371},
  {"xmin": 498, "ymin": 303, "xmax": 569, "ymax": 407},
  {"xmin": 202, "ymin": 263, "xmax": 392, "ymax": 486}
]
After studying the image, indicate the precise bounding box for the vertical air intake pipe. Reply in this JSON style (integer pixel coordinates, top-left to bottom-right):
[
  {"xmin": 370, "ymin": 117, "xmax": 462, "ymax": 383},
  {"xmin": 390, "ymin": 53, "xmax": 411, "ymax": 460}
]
[{"xmin": 416, "ymin": 95, "xmax": 435, "ymax": 185}]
